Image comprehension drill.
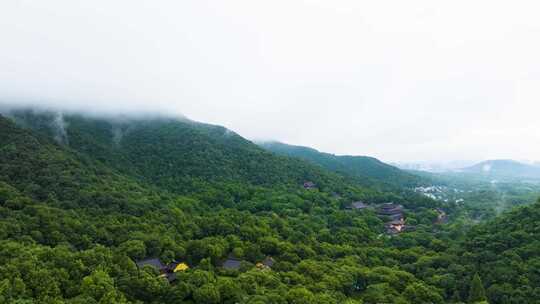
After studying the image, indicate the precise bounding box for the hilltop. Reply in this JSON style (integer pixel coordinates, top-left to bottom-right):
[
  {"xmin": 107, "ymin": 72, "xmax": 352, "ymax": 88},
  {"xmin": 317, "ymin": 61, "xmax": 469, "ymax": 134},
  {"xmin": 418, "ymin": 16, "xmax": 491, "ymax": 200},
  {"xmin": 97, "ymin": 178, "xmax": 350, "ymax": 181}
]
[
  {"xmin": 8, "ymin": 110, "xmax": 350, "ymax": 194},
  {"xmin": 259, "ymin": 141, "xmax": 427, "ymax": 188}
]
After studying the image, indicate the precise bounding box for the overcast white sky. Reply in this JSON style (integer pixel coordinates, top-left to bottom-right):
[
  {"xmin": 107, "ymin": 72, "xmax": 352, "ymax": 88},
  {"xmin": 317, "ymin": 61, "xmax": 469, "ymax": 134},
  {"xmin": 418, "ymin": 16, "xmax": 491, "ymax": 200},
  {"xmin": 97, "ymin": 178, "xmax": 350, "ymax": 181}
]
[{"xmin": 1, "ymin": 1, "xmax": 540, "ymax": 162}]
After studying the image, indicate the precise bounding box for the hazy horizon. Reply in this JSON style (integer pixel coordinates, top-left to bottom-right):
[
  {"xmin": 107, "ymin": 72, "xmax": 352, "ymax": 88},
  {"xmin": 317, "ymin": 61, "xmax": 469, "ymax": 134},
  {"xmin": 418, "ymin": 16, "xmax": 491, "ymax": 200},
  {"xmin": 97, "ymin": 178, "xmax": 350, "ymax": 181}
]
[{"xmin": 2, "ymin": 1, "xmax": 540, "ymax": 163}]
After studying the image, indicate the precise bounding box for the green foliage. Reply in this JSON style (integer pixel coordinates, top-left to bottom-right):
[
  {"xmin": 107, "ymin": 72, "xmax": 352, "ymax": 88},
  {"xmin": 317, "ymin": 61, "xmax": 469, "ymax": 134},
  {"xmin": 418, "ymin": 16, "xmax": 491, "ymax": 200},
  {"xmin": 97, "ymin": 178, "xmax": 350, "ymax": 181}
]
[
  {"xmin": 81, "ymin": 269, "xmax": 127, "ymax": 303},
  {"xmin": 259, "ymin": 141, "xmax": 427, "ymax": 188},
  {"xmin": 1, "ymin": 111, "xmax": 539, "ymax": 303},
  {"xmin": 286, "ymin": 287, "xmax": 315, "ymax": 304},
  {"xmin": 468, "ymin": 273, "xmax": 487, "ymax": 303},
  {"xmin": 403, "ymin": 282, "xmax": 444, "ymax": 304},
  {"xmin": 193, "ymin": 283, "xmax": 221, "ymax": 304}
]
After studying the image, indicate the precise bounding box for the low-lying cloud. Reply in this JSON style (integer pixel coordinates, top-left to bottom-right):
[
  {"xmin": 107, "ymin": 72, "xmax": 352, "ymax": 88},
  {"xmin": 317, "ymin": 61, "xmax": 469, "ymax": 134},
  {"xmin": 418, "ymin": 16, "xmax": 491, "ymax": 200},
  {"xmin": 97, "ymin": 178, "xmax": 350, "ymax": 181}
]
[{"xmin": 2, "ymin": 1, "xmax": 540, "ymax": 162}]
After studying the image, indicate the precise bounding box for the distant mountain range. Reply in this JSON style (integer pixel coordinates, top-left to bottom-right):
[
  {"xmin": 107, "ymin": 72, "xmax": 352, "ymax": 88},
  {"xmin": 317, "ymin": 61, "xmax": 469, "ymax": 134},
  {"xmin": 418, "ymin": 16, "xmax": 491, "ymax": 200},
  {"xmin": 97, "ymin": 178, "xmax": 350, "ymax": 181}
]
[
  {"xmin": 393, "ymin": 160, "xmax": 478, "ymax": 173},
  {"xmin": 396, "ymin": 159, "xmax": 540, "ymax": 182},
  {"xmin": 459, "ymin": 159, "xmax": 540, "ymax": 181}
]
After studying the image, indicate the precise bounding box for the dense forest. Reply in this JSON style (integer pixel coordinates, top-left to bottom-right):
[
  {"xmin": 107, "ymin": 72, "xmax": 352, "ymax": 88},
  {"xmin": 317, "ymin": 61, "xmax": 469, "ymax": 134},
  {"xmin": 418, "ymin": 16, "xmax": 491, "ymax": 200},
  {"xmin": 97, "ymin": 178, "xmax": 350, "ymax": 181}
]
[
  {"xmin": 258, "ymin": 141, "xmax": 426, "ymax": 189},
  {"xmin": 0, "ymin": 109, "xmax": 538, "ymax": 303}
]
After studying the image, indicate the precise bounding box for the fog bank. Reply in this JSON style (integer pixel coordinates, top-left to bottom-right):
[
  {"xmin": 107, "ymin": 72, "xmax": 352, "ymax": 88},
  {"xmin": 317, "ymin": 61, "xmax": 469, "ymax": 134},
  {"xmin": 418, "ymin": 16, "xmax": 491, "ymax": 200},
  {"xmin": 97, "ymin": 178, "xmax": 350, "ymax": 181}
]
[{"xmin": 2, "ymin": 1, "xmax": 540, "ymax": 162}]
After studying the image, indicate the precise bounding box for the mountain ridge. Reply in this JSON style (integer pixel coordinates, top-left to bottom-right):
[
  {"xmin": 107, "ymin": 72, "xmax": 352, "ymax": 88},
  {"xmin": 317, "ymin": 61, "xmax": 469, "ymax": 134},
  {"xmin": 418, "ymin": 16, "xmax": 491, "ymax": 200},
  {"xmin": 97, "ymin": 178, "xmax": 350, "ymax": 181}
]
[
  {"xmin": 459, "ymin": 159, "xmax": 540, "ymax": 181},
  {"xmin": 5, "ymin": 109, "xmax": 399, "ymax": 201},
  {"xmin": 258, "ymin": 141, "xmax": 427, "ymax": 188}
]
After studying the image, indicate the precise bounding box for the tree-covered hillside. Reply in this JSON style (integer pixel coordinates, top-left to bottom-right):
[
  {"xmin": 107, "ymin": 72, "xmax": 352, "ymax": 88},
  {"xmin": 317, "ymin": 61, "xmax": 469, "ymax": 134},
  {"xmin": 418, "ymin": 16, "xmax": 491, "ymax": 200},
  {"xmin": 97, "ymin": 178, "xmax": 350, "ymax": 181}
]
[
  {"xmin": 0, "ymin": 112, "xmax": 446, "ymax": 303},
  {"xmin": 0, "ymin": 113, "xmax": 156, "ymax": 211},
  {"xmin": 1, "ymin": 110, "xmax": 539, "ymax": 304},
  {"xmin": 10, "ymin": 110, "xmax": 362, "ymax": 196},
  {"xmin": 458, "ymin": 200, "xmax": 540, "ymax": 302},
  {"xmin": 259, "ymin": 141, "xmax": 426, "ymax": 188}
]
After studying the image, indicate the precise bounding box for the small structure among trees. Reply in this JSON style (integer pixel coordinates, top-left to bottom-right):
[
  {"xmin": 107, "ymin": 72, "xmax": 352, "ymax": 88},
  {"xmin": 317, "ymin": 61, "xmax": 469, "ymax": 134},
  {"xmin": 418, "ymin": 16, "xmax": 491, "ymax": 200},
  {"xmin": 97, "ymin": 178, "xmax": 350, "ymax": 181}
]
[
  {"xmin": 303, "ymin": 181, "xmax": 316, "ymax": 189},
  {"xmin": 346, "ymin": 201, "xmax": 369, "ymax": 210},
  {"xmin": 135, "ymin": 258, "xmax": 189, "ymax": 283},
  {"xmin": 256, "ymin": 256, "xmax": 275, "ymax": 270},
  {"xmin": 385, "ymin": 219, "xmax": 406, "ymax": 234},
  {"xmin": 435, "ymin": 208, "xmax": 448, "ymax": 224},
  {"xmin": 376, "ymin": 203, "xmax": 412, "ymax": 234},
  {"xmin": 222, "ymin": 254, "xmax": 243, "ymax": 270},
  {"xmin": 377, "ymin": 203, "xmax": 404, "ymax": 221},
  {"xmin": 136, "ymin": 258, "xmax": 165, "ymax": 271}
]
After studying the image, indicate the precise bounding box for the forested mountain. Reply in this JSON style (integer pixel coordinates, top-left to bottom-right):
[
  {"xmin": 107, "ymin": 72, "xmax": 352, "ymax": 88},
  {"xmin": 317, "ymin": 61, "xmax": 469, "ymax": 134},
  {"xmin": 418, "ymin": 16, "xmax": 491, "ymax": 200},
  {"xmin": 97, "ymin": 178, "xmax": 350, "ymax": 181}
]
[
  {"xmin": 460, "ymin": 159, "xmax": 540, "ymax": 181},
  {"xmin": 10, "ymin": 110, "xmax": 337, "ymax": 193},
  {"xmin": 259, "ymin": 141, "xmax": 425, "ymax": 188},
  {"xmin": 1, "ymin": 109, "xmax": 539, "ymax": 304},
  {"xmin": 0, "ymin": 110, "xmax": 443, "ymax": 303},
  {"xmin": 8, "ymin": 110, "xmax": 431, "ymax": 206},
  {"xmin": 0, "ymin": 112, "xmax": 155, "ymax": 211},
  {"xmin": 457, "ymin": 200, "xmax": 540, "ymax": 302}
]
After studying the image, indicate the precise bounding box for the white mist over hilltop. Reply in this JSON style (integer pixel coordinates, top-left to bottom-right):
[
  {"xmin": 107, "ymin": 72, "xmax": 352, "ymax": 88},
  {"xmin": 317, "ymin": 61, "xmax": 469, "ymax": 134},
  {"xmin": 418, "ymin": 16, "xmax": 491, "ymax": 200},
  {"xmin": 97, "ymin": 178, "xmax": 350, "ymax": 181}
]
[{"xmin": 2, "ymin": 1, "xmax": 540, "ymax": 162}]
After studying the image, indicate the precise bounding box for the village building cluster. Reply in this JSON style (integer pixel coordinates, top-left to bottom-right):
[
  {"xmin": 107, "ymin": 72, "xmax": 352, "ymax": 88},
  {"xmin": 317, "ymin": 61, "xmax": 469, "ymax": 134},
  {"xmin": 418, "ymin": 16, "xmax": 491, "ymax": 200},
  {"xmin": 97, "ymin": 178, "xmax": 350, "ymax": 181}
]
[
  {"xmin": 414, "ymin": 185, "xmax": 467, "ymax": 204},
  {"xmin": 346, "ymin": 201, "xmax": 414, "ymax": 235},
  {"xmin": 136, "ymin": 255, "xmax": 275, "ymax": 284},
  {"xmin": 135, "ymin": 183, "xmax": 450, "ymax": 284}
]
